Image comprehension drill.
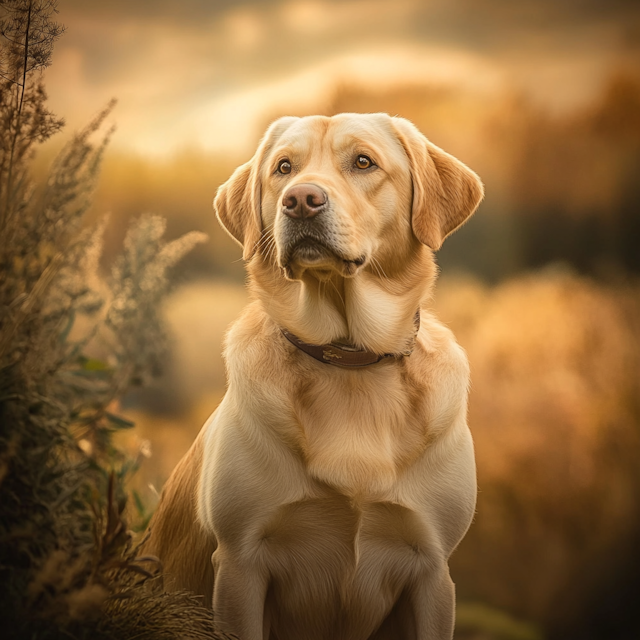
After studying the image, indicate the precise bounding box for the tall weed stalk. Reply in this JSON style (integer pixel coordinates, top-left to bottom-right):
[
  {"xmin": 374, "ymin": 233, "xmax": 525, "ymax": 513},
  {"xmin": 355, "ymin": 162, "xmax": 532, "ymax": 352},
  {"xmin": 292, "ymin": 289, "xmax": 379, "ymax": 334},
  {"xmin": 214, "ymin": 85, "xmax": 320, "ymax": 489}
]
[{"xmin": 0, "ymin": 1, "xmax": 229, "ymax": 637}]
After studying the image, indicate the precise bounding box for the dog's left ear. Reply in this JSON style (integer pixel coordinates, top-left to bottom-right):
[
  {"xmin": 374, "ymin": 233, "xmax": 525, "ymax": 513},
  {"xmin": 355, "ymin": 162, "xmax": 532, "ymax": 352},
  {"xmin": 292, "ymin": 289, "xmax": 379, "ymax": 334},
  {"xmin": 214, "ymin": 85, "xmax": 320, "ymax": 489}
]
[
  {"xmin": 214, "ymin": 116, "xmax": 298, "ymax": 261},
  {"xmin": 391, "ymin": 117, "xmax": 484, "ymax": 251}
]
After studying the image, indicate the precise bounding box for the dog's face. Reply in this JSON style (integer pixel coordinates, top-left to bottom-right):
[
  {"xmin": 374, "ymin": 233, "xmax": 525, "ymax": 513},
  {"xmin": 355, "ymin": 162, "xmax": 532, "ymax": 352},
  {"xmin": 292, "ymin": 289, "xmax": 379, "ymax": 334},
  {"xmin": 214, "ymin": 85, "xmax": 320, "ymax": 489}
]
[
  {"xmin": 215, "ymin": 113, "xmax": 483, "ymax": 281},
  {"xmin": 260, "ymin": 115, "xmax": 416, "ymax": 282}
]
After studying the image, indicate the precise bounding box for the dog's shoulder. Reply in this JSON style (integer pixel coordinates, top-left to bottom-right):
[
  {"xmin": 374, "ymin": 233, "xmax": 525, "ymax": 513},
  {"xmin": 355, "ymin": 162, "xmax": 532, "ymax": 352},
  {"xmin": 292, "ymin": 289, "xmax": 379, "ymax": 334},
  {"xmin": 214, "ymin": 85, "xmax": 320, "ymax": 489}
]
[
  {"xmin": 416, "ymin": 310, "xmax": 469, "ymax": 381},
  {"xmin": 405, "ymin": 311, "xmax": 470, "ymax": 437},
  {"xmin": 223, "ymin": 300, "xmax": 285, "ymax": 371}
]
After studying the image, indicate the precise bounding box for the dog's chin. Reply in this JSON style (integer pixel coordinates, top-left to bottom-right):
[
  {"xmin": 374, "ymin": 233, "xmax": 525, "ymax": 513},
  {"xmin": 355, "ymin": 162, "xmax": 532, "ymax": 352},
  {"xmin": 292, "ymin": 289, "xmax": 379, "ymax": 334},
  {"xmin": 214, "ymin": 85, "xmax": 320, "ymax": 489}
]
[{"xmin": 281, "ymin": 241, "xmax": 366, "ymax": 281}]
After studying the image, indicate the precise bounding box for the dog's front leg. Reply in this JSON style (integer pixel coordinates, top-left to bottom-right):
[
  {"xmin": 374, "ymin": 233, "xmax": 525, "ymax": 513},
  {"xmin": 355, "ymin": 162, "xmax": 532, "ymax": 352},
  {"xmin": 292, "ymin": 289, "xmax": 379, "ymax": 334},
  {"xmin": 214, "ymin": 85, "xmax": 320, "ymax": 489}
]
[
  {"xmin": 410, "ymin": 565, "xmax": 456, "ymax": 640},
  {"xmin": 211, "ymin": 548, "xmax": 269, "ymax": 640},
  {"xmin": 370, "ymin": 563, "xmax": 455, "ymax": 640}
]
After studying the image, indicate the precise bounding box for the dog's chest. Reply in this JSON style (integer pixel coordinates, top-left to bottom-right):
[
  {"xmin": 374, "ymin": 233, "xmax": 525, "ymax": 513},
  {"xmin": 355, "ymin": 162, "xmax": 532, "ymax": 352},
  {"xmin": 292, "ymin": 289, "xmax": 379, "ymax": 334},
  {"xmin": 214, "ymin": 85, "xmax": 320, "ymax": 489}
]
[
  {"xmin": 292, "ymin": 368, "xmax": 429, "ymax": 496},
  {"xmin": 260, "ymin": 491, "xmax": 431, "ymax": 640}
]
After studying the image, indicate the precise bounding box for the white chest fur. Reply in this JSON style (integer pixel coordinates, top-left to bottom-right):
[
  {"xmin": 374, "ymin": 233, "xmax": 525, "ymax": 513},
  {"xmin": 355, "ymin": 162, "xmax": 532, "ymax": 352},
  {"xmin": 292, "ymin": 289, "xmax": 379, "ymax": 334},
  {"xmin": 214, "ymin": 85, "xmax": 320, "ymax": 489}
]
[{"xmin": 291, "ymin": 363, "xmax": 431, "ymax": 497}]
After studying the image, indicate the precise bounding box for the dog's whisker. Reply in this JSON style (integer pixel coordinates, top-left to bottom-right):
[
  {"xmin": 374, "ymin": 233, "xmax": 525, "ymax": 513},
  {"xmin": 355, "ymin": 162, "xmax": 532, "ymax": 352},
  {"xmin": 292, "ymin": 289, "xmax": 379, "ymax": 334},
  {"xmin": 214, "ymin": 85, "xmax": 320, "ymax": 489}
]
[
  {"xmin": 256, "ymin": 234, "xmax": 280, "ymax": 267},
  {"xmin": 265, "ymin": 237, "xmax": 278, "ymax": 264},
  {"xmin": 328, "ymin": 277, "xmax": 346, "ymax": 312},
  {"xmin": 253, "ymin": 236, "xmax": 268, "ymax": 254},
  {"xmin": 254, "ymin": 227, "xmax": 275, "ymax": 253},
  {"xmin": 319, "ymin": 279, "xmax": 329, "ymax": 303},
  {"xmin": 252, "ymin": 223, "xmax": 276, "ymax": 252},
  {"xmin": 258, "ymin": 234, "xmax": 270, "ymax": 254},
  {"xmin": 255, "ymin": 237, "xmax": 270, "ymax": 253},
  {"xmin": 372, "ymin": 256, "xmax": 390, "ymax": 281}
]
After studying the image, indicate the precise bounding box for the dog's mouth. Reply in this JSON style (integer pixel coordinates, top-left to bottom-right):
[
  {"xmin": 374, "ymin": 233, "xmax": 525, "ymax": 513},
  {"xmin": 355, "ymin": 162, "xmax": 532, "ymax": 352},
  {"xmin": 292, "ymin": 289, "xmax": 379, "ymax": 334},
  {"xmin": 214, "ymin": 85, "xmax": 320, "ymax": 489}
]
[{"xmin": 281, "ymin": 237, "xmax": 366, "ymax": 280}]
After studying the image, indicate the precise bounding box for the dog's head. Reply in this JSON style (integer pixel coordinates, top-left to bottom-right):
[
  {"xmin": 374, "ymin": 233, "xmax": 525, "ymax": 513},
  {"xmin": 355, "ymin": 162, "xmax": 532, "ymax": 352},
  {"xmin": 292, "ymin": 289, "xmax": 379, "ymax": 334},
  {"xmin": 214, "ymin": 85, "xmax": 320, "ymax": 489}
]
[
  {"xmin": 214, "ymin": 113, "xmax": 483, "ymax": 348},
  {"xmin": 216, "ymin": 113, "xmax": 482, "ymax": 277}
]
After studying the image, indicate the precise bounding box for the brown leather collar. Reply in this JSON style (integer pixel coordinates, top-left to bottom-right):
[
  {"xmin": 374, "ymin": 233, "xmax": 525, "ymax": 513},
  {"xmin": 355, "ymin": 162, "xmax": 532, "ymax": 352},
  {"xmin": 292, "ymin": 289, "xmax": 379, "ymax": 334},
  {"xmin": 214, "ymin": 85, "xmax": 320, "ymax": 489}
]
[{"xmin": 281, "ymin": 310, "xmax": 421, "ymax": 369}]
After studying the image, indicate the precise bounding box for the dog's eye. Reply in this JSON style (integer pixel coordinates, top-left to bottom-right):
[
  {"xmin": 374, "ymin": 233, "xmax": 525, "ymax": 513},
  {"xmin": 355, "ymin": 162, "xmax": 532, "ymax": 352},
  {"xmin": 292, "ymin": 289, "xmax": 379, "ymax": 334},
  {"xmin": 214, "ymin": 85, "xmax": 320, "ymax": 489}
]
[
  {"xmin": 277, "ymin": 160, "xmax": 292, "ymax": 175},
  {"xmin": 355, "ymin": 155, "xmax": 373, "ymax": 170}
]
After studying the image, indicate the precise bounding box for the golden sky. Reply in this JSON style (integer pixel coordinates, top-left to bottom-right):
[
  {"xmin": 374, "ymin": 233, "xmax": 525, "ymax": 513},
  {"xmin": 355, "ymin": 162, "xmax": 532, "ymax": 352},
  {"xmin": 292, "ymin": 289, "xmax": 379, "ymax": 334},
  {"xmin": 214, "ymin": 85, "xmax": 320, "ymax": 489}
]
[{"xmin": 44, "ymin": 0, "xmax": 640, "ymax": 157}]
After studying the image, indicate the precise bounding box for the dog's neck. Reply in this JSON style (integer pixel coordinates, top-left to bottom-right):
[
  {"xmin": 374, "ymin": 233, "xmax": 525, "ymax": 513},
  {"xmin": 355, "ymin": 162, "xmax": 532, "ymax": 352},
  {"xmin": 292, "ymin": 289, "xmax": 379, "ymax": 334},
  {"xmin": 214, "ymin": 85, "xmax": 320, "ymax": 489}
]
[
  {"xmin": 281, "ymin": 309, "xmax": 420, "ymax": 368},
  {"xmin": 249, "ymin": 247, "xmax": 435, "ymax": 355}
]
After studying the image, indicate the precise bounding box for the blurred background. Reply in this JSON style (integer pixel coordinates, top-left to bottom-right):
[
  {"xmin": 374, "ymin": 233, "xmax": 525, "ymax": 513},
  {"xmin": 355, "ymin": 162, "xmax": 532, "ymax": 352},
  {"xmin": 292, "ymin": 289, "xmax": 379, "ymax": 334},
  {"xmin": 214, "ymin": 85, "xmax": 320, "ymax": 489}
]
[{"xmin": 39, "ymin": 1, "xmax": 640, "ymax": 638}]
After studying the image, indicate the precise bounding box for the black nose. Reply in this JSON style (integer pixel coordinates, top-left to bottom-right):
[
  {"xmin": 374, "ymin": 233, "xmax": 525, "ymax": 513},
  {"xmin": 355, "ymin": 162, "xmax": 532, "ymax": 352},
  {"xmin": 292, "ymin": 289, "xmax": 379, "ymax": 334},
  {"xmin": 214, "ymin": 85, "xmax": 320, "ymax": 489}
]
[{"xmin": 282, "ymin": 183, "xmax": 327, "ymax": 220}]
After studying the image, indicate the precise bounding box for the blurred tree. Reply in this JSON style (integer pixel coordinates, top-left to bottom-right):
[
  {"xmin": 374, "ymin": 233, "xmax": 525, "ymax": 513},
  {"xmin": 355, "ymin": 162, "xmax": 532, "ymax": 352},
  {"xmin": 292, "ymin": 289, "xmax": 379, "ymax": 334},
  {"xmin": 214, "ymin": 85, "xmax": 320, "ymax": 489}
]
[{"xmin": 507, "ymin": 72, "xmax": 640, "ymax": 278}]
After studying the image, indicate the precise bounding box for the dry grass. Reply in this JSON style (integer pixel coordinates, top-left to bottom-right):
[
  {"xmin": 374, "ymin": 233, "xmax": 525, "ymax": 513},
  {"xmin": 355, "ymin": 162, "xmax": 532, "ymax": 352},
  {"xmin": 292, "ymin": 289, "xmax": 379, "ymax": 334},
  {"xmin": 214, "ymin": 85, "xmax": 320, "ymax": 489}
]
[{"xmin": 0, "ymin": 3, "xmax": 233, "ymax": 637}]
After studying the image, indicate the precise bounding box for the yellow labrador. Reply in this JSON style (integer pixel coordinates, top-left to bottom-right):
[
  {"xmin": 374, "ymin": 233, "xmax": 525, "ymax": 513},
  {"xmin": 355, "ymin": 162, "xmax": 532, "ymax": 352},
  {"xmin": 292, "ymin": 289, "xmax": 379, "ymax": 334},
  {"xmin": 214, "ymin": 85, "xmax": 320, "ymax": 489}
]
[{"xmin": 145, "ymin": 113, "xmax": 483, "ymax": 640}]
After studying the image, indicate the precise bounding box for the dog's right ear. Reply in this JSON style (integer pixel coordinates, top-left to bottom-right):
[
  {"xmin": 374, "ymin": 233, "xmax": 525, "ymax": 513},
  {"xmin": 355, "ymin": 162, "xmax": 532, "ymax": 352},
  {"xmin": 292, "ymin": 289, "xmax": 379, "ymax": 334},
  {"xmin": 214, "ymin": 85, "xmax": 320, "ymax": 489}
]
[{"xmin": 214, "ymin": 116, "xmax": 298, "ymax": 261}]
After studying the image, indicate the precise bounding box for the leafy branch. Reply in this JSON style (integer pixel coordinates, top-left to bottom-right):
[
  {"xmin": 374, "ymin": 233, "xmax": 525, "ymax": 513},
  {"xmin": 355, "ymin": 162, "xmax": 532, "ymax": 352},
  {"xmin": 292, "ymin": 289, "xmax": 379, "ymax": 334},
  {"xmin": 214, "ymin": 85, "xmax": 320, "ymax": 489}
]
[{"xmin": 0, "ymin": 2, "xmax": 230, "ymax": 638}]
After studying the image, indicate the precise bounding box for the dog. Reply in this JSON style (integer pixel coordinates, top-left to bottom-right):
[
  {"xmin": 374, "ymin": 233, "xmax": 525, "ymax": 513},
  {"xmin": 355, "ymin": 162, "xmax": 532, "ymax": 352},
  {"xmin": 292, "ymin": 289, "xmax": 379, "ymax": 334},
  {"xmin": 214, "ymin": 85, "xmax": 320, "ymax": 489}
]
[{"xmin": 144, "ymin": 113, "xmax": 484, "ymax": 640}]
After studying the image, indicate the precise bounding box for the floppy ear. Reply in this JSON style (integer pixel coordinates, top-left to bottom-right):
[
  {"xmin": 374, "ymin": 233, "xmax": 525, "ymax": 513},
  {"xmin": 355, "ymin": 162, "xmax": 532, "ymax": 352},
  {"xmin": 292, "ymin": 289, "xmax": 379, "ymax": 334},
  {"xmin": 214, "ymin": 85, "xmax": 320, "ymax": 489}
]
[
  {"xmin": 391, "ymin": 117, "xmax": 484, "ymax": 251},
  {"xmin": 214, "ymin": 116, "xmax": 298, "ymax": 261}
]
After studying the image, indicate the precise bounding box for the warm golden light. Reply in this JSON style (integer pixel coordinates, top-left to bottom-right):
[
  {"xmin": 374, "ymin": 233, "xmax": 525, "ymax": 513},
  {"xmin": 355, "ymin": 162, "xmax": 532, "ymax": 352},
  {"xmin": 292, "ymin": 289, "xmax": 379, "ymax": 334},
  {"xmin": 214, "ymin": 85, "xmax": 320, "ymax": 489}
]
[{"xmin": 34, "ymin": 2, "xmax": 640, "ymax": 638}]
